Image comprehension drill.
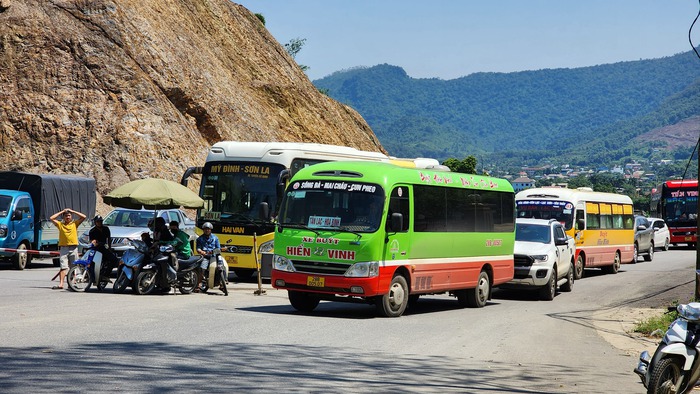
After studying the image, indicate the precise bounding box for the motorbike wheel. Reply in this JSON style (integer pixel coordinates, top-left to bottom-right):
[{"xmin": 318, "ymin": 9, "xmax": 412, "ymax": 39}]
[
  {"xmin": 219, "ymin": 270, "xmax": 228, "ymax": 296},
  {"xmin": 67, "ymin": 265, "xmax": 92, "ymax": 292},
  {"xmin": 200, "ymin": 276, "xmax": 210, "ymax": 293},
  {"xmin": 647, "ymin": 356, "xmax": 683, "ymax": 394},
  {"xmin": 178, "ymin": 271, "xmax": 197, "ymax": 294},
  {"xmin": 136, "ymin": 271, "xmax": 157, "ymax": 295},
  {"xmin": 113, "ymin": 271, "xmax": 129, "ymax": 294}
]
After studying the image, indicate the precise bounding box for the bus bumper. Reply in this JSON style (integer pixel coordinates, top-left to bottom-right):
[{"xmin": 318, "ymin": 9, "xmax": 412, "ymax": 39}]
[{"xmin": 271, "ymin": 269, "xmax": 382, "ymax": 297}]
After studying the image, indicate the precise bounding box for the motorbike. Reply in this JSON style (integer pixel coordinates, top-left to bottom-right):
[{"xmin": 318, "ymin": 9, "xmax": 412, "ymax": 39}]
[
  {"xmin": 67, "ymin": 245, "xmax": 112, "ymax": 292},
  {"xmin": 135, "ymin": 244, "xmax": 201, "ymax": 295},
  {"xmin": 199, "ymin": 247, "xmax": 229, "ymax": 296},
  {"xmin": 113, "ymin": 239, "xmax": 149, "ymax": 294},
  {"xmin": 634, "ymin": 302, "xmax": 700, "ymax": 394}
]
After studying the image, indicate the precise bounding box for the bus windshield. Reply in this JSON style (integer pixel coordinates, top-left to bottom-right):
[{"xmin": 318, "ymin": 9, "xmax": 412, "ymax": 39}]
[
  {"xmin": 516, "ymin": 200, "xmax": 574, "ymax": 230},
  {"xmin": 0, "ymin": 195, "xmax": 11, "ymax": 217},
  {"xmin": 279, "ymin": 180, "xmax": 385, "ymax": 233},
  {"xmin": 199, "ymin": 162, "xmax": 286, "ymax": 224},
  {"xmin": 663, "ymin": 188, "xmax": 699, "ymax": 224}
]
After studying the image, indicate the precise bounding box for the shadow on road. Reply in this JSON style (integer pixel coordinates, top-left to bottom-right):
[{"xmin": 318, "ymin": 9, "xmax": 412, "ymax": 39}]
[{"xmin": 0, "ymin": 342, "xmax": 619, "ymax": 393}]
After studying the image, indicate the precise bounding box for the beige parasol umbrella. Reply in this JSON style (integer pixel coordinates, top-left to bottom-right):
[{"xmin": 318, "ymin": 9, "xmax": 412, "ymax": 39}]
[{"xmin": 103, "ymin": 178, "xmax": 204, "ymax": 210}]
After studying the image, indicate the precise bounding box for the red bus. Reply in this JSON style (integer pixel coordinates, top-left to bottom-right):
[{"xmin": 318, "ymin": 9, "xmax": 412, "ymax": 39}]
[{"xmin": 650, "ymin": 180, "xmax": 698, "ymax": 247}]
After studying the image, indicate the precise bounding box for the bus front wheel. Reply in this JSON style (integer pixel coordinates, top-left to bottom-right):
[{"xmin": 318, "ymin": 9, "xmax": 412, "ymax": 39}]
[
  {"xmin": 288, "ymin": 290, "xmax": 320, "ymax": 313},
  {"xmin": 376, "ymin": 274, "xmax": 409, "ymax": 317}
]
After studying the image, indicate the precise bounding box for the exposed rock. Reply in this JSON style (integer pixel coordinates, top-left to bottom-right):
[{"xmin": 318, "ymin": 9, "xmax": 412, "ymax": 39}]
[{"xmin": 0, "ymin": 0, "xmax": 385, "ymax": 199}]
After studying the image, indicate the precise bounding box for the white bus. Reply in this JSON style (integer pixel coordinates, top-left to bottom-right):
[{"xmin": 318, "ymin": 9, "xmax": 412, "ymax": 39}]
[
  {"xmin": 515, "ymin": 187, "xmax": 635, "ymax": 279},
  {"xmin": 182, "ymin": 141, "xmax": 440, "ymax": 277}
]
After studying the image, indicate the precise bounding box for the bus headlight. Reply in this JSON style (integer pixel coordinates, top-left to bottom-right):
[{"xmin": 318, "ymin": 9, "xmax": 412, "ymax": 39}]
[
  {"xmin": 273, "ymin": 254, "xmax": 296, "ymax": 272},
  {"xmin": 258, "ymin": 240, "xmax": 274, "ymax": 254},
  {"xmin": 344, "ymin": 261, "xmax": 379, "ymax": 278}
]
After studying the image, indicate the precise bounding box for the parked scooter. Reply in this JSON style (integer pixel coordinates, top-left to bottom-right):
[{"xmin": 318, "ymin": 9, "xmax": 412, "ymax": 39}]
[
  {"xmin": 199, "ymin": 247, "xmax": 228, "ymax": 296},
  {"xmin": 113, "ymin": 239, "xmax": 149, "ymax": 294},
  {"xmin": 135, "ymin": 245, "xmax": 201, "ymax": 295},
  {"xmin": 67, "ymin": 246, "xmax": 111, "ymax": 292},
  {"xmin": 634, "ymin": 303, "xmax": 700, "ymax": 394}
]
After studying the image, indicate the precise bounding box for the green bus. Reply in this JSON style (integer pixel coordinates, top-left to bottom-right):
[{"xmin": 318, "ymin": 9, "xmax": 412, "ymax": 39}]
[{"xmin": 271, "ymin": 161, "xmax": 515, "ymax": 317}]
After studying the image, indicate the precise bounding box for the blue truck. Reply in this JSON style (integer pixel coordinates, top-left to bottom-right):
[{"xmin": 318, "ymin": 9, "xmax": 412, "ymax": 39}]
[{"xmin": 0, "ymin": 172, "xmax": 96, "ymax": 270}]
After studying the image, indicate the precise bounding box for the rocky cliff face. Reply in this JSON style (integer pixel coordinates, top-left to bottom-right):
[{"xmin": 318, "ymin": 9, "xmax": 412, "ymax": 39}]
[{"xmin": 0, "ymin": 0, "xmax": 385, "ymax": 198}]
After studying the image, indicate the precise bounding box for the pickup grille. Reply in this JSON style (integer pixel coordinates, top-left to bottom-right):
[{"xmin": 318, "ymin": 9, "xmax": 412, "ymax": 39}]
[
  {"xmin": 514, "ymin": 254, "xmax": 534, "ymax": 267},
  {"xmin": 291, "ymin": 260, "xmax": 350, "ymax": 275}
]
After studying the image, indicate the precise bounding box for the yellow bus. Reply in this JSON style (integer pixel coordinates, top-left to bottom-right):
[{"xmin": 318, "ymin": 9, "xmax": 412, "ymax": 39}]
[
  {"xmin": 515, "ymin": 187, "xmax": 634, "ymax": 279},
  {"xmin": 181, "ymin": 141, "xmax": 441, "ymax": 278}
]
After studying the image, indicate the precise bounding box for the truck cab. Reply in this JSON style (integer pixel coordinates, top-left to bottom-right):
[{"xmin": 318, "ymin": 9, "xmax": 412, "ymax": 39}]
[{"xmin": 0, "ymin": 191, "xmax": 36, "ymax": 269}]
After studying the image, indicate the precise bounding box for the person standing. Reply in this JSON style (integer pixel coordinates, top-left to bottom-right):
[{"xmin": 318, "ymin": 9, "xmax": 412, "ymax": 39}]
[{"xmin": 50, "ymin": 208, "xmax": 86, "ymax": 289}]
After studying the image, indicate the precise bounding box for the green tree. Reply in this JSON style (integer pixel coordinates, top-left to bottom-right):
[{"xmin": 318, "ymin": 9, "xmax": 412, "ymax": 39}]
[
  {"xmin": 255, "ymin": 13, "xmax": 265, "ymax": 25},
  {"xmin": 442, "ymin": 156, "xmax": 477, "ymax": 174},
  {"xmin": 284, "ymin": 37, "xmax": 309, "ymax": 72}
]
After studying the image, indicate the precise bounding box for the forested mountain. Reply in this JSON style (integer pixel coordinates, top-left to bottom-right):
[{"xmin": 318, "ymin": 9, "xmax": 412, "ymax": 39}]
[{"xmin": 314, "ymin": 51, "xmax": 700, "ymax": 168}]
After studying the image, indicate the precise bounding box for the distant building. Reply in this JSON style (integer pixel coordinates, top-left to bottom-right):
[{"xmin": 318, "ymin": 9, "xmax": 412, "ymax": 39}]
[{"xmin": 511, "ymin": 176, "xmax": 535, "ymax": 192}]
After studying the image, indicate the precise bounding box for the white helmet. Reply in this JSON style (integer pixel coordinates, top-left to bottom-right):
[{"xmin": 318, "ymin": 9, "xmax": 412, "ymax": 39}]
[{"xmin": 202, "ymin": 222, "xmax": 213, "ymax": 229}]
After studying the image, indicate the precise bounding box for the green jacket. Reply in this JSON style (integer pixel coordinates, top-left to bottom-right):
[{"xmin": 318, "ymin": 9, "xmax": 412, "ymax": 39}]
[{"xmin": 168, "ymin": 229, "xmax": 192, "ymax": 257}]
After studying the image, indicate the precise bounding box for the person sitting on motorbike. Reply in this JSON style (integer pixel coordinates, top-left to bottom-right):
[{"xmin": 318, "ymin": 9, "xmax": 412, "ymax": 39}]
[
  {"xmin": 168, "ymin": 220, "xmax": 192, "ymax": 259},
  {"xmin": 88, "ymin": 215, "xmax": 120, "ymax": 272},
  {"xmin": 194, "ymin": 222, "xmax": 221, "ymax": 292}
]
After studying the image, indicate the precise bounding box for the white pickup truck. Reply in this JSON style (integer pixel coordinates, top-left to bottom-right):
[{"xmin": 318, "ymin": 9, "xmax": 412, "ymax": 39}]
[
  {"xmin": 504, "ymin": 218, "xmax": 576, "ymax": 301},
  {"xmin": 78, "ymin": 208, "xmax": 196, "ymax": 257}
]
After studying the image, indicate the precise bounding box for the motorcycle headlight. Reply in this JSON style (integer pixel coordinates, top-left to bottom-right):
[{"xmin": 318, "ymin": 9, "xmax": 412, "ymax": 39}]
[
  {"xmin": 160, "ymin": 245, "xmax": 174, "ymax": 253},
  {"xmin": 344, "ymin": 261, "xmax": 379, "ymax": 278},
  {"xmin": 259, "ymin": 240, "xmax": 274, "ymax": 254},
  {"xmin": 273, "ymin": 254, "xmax": 295, "ymax": 272}
]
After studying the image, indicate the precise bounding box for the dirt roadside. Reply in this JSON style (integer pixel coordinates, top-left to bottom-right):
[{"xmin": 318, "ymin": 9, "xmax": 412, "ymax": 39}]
[{"xmin": 594, "ymin": 278, "xmax": 695, "ymax": 357}]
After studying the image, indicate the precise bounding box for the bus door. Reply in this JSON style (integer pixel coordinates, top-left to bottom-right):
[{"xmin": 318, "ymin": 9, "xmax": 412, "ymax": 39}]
[
  {"xmin": 574, "ymin": 202, "xmax": 585, "ymax": 246},
  {"xmin": 382, "ymin": 186, "xmax": 411, "ymax": 280}
]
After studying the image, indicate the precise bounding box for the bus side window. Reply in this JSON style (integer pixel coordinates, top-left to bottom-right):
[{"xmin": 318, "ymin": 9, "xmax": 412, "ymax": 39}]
[
  {"xmin": 388, "ymin": 186, "xmax": 410, "ymax": 232},
  {"xmin": 576, "ymin": 210, "xmax": 585, "ymax": 230}
]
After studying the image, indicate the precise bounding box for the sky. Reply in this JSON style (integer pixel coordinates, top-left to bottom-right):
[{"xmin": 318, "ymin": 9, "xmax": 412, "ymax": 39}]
[{"xmin": 237, "ymin": 0, "xmax": 700, "ymax": 81}]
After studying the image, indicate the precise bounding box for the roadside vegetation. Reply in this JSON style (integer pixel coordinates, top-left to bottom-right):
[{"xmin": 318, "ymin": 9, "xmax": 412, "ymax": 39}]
[{"xmin": 634, "ymin": 305, "xmax": 679, "ymax": 337}]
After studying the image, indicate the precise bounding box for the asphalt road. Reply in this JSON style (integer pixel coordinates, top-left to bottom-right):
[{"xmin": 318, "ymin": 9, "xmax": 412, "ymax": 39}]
[{"xmin": 0, "ymin": 248, "xmax": 697, "ymax": 393}]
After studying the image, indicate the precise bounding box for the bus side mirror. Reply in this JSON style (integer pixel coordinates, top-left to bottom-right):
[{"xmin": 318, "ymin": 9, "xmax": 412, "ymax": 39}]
[
  {"xmin": 576, "ymin": 219, "xmax": 585, "ymax": 230},
  {"xmin": 390, "ymin": 213, "xmax": 403, "ymax": 232},
  {"xmin": 259, "ymin": 202, "xmax": 270, "ymax": 221}
]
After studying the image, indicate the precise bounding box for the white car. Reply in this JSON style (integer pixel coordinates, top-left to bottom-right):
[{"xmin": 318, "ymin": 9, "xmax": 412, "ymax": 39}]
[
  {"xmin": 504, "ymin": 218, "xmax": 576, "ymax": 300},
  {"xmin": 78, "ymin": 208, "xmax": 196, "ymax": 257},
  {"xmin": 649, "ymin": 218, "xmax": 671, "ymax": 251}
]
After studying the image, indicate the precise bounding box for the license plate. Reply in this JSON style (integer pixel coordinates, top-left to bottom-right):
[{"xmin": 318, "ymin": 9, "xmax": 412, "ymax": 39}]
[
  {"xmin": 229, "ymin": 256, "xmax": 238, "ymax": 265},
  {"xmin": 307, "ymin": 276, "xmax": 324, "ymax": 287}
]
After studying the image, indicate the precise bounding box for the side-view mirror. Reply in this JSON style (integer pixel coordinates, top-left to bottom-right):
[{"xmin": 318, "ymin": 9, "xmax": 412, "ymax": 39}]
[
  {"xmin": 390, "ymin": 213, "xmax": 403, "ymax": 232},
  {"xmin": 554, "ymin": 237, "xmax": 568, "ymax": 246},
  {"xmin": 636, "ymin": 225, "xmax": 647, "ymax": 231},
  {"xmin": 259, "ymin": 202, "xmax": 270, "ymax": 221},
  {"xmin": 576, "ymin": 218, "xmax": 585, "ymax": 231},
  {"xmin": 11, "ymin": 210, "xmax": 22, "ymax": 221}
]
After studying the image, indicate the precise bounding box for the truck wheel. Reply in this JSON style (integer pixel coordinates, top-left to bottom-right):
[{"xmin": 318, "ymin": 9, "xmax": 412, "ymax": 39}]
[
  {"xmin": 376, "ymin": 274, "xmax": 409, "ymax": 317},
  {"xmin": 539, "ymin": 268, "xmax": 556, "ymax": 301},
  {"xmin": 560, "ymin": 262, "xmax": 574, "ymax": 292},
  {"xmin": 12, "ymin": 243, "xmax": 30, "ymax": 270},
  {"xmin": 632, "ymin": 243, "xmax": 638, "ymax": 263}
]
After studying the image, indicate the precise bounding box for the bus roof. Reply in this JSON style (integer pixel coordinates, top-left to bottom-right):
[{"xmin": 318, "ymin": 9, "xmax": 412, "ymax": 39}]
[
  {"xmin": 292, "ymin": 161, "xmax": 514, "ymax": 193},
  {"xmin": 207, "ymin": 141, "xmax": 388, "ymax": 163},
  {"xmin": 664, "ymin": 179, "xmax": 698, "ymax": 188},
  {"xmin": 515, "ymin": 187, "xmax": 632, "ymax": 205}
]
